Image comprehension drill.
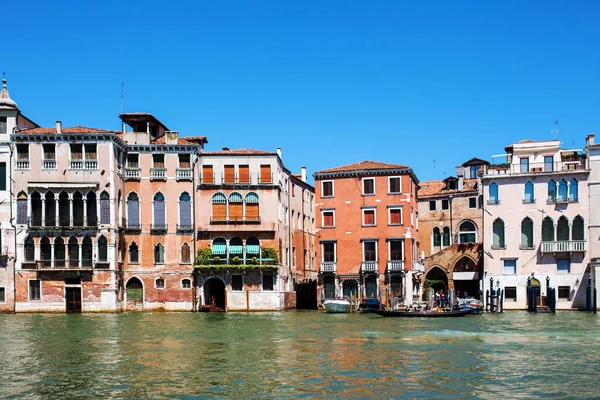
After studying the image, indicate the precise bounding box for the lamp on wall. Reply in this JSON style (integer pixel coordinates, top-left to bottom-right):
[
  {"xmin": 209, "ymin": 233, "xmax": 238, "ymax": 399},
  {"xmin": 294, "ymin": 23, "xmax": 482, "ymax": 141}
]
[{"xmin": 575, "ymin": 278, "xmax": 580, "ymax": 287}]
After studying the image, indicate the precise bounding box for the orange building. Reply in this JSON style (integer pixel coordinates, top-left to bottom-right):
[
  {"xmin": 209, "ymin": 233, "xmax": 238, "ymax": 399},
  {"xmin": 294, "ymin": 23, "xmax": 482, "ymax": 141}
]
[{"xmin": 314, "ymin": 161, "xmax": 421, "ymax": 306}]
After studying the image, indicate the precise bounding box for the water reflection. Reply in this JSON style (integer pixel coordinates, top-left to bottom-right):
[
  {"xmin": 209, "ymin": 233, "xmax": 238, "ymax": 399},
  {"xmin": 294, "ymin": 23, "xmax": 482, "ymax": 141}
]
[{"xmin": 0, "ymin": 311, "xmax": 599, "ymax": 398}]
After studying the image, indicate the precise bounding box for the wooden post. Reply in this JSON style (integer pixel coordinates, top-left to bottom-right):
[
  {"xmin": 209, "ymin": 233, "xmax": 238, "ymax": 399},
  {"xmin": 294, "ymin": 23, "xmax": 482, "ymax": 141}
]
[
  {"xmin": 350, "ymin": 292, "xmax": 353, "ymax": 313},
  {"xmin": 246, "ymin": 289, "xmax": 250, "ymax": 312},
  {"xmin": 224, "ymin": 289, "xmax": 228, "ymax": 312}
]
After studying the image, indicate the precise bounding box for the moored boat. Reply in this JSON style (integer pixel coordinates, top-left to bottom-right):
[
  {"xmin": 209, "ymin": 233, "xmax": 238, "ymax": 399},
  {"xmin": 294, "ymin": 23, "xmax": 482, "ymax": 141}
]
[
  {"xmin": 323, "ymin": 299, "xmax": 351, "ymax": 313},
  {"xmin": 372, "ymin": 309, "xmax": 475, "ymax": 318}
]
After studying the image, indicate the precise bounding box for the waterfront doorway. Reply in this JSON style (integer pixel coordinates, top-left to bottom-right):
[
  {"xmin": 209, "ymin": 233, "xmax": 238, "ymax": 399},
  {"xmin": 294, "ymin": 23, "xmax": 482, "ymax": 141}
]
[
  {"xmin": 452, "ymin": 257, "xmax": 480, "ymax": 299},
  {"xmin": 204, "ymin": 278, "xmax": 226, "ymax": 310},
  {"xmin": 65, "ymin": 287, "xmax": 82, "ymax": 313},
  {"xmin": 126, "ymin": 278, "xmax": 144, "ymax": 311},
  {"xmin": 342, "ymin": 280, "xmax": 358, "ymax": 298},
  {"xmin": 423, "ymin": 266, "xmax": 448, "ymax": 299},
  {"xmin": 364, "ymin": 275, "xmax": 378, "ymax": 298}
]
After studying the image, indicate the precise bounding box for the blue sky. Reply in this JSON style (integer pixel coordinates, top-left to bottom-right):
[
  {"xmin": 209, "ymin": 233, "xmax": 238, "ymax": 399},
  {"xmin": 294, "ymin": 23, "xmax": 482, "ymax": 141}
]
[{"xmin": 3, "ymin": 1, "xmax": 599, "ymax": 182}]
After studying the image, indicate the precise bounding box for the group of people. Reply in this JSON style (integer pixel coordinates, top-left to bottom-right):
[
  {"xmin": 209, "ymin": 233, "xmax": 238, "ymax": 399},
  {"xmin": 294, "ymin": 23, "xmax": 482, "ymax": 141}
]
[{"xmin": 434, "ymin": 290, "xmax": 450, "ymax": 308}]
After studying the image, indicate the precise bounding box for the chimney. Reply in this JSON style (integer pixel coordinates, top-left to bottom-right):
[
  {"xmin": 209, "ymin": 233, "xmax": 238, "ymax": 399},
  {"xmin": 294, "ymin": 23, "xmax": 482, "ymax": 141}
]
[
  {"xmin": 301, "ymin": 166, "xmax": 306, "ymax": 182},
  {"xmin": 56, "ymin": 121, "xmax": 62, "ymax": 134},
  {"xmin": 165, "ymin": 131, "xmax": 179, "ymax": 145},
  {"xmin": 277, "ymin": 147, "xmax": 282, "ymax": 158},
  {"xmin": 458, "ymin": 176, "xmax": 464, "ymax": 191},
  {"xmin": 222, "ymin": 147, "xmax": 229, "ymax": 151},
  {"xmin": 586, "ymin": 133, "xmax": 595, "ymax": 147}
]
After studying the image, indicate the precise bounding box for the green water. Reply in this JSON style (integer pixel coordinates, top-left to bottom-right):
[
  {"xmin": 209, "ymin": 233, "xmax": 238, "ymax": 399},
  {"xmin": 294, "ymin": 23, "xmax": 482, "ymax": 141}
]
[{"xmin": 1, "ymin": 311, "xmax": 599, "ymax": 399}]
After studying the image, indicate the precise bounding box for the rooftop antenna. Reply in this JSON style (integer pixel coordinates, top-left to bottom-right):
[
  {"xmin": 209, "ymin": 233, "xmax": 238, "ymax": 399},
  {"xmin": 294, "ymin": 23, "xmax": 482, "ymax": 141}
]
[
  {"xmin": 551, "ymin": 120, "xmax": 559, "ymax": 139},
  {"xmin": 433, "ymin": 159, "xmax": 436, "ymax": 180},
  {"xmin": 2, "ymin": 72, "xmax": 5, "ymax": 79},
  {"xmin": 120, "ymin": 82, "xmax": 124, "ymax": 114}
]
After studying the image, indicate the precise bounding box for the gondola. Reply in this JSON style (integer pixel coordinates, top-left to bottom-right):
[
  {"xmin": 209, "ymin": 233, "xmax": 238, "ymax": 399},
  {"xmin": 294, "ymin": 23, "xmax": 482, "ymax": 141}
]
[{"xmin": 372, "ymin": 309, "xmax": 475, "ymax": 318}]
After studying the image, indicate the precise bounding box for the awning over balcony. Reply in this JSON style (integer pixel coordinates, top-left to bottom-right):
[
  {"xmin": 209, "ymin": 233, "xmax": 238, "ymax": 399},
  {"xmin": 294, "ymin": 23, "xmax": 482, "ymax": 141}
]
[
  {"xmin": 246, "ymin": 245, "xmax": 260, "ymax": 254},
  {"xmin": 229, "ymin": 245, "xmax": 243, "ymax": 254},
  {"xmin": 212, "ymin": 243, "xmax": 226, "ymax": 255}
]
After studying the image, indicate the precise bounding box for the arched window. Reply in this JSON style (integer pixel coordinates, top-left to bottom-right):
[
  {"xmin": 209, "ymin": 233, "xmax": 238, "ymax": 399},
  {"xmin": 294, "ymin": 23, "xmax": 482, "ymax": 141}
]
[
  {"xmin": 154, "ymin": 243, "xmax": 165, "ymax": 264},
  {"xmin": 569, "ymin": 179, "xmax": 578, "ymax": 201},
  {"xmin": 228, "ymin": 192, "xmax": 243, "ymax": 222},
  {"xmin": 547, "ymin": 180, "xmax": 557, "ymax": 202},
  {"xmin": 179, "ymin": 192, "xmax": 192, "ymax": 229},
  {"xmin": 181, "ymin": 242, "xmax": 191, "ymax": 264},
  {"xmin": 73, "ymin": 191, "xmax": 84, "ymax": 226},
  {"xmin": 442, "ymin": 227, "xmax": 450, "ymax": 246},
  {"xmin": 181, "ymin": 278, "xmax": 192, "ymax": 289},
  {"xmin": 45, "ymin": 191, "xmax": 55, "ymax": 227},
  {"xmin": 68, "ymin": 236, "xmax": 79, "ymax": 267},
  {"xmin": 211, "ymin": 193, "xmax": 227, "ymax": 221},
  {"xmin": 31, "ymin": 192, "xmax": 42, "ymax": 226},
  {"xmin": 229, "ymin": 237, "xmax": 243, "ymax": 258},
  {"xmin": 98, "ymin": 236, "xmax": 108, "ymax": 262},
  {"xmin": 542, "ymin": 217, "xmax": 554, "ymax": 242},
  {"xmin": 558, "ymin": 179, "xmax": 568, "ymax": 202},
  {"xmin": 557, "ymin": 216, "xmax": 569, "ymax": 241},
  {"xmin": 155, "ymin": 277, "xmax": 165, "ymax": 289},
  {"xmin": 211, "ymin": 238, "xmax": 227, "ymax": 258},
  {"xmin": 524, "ymin": 181, "xmax": 534, "ymax": 203},
  {"xmin": 246, "ymin": 237, "xmax": 260, "ymax": 260},
  {"xmin": 521, "ymin": 217, "xmax": 534, "ymax": 248},
  {"xmin": 129, "ymin": 242, "xmax": 139, "ymax": 264},
  {"xmin": 459, "ymin": 221, "xmax": 477, "ymax": 243},
  {"xmin": 54, "ymin": 237, "xmax": 65, "ymax": 267},
  {"xmin": 82, "ymin": 236, "xmax": 93, "ymax": 267},
  {"xmin": 86, "ymin": 192, "xmax": 97, "ymax": 226},
  {"xmin": 489, "ymin": 183, "xmax": 499, "ymax": 204},
  {"xmin": 492, "ymin": 218, "xmax": 505, "ymax": 249},
  {"xmin": 17, "ymin": 192, "xmax": 28, "ymax": 225},
  {"xmin": 117, "ymin": 189, "xmax": 122, "ymax": 224},
  {"xmin": 100, "ymin": 191, "xmax": 110, "ymax": 225},
  {"xmin": 245, "ymin": 192, "xmax": 260, "ymax": 222},
  {"xmin": 127, "ymin": 192, "xmax": 140, "ymax": 228},
  {"xmin": 572, "ymin": 216, "xmax": 584, "ymax": 241},
  {"xmin": 58, "ymin": 191, "xmax": 69, "ymax": 227},
  {"xmin": 433, "ymin": 227, "xmax": 441, "ymax": 247},
  {"xmin": 40, "ymin": 236, "xmax": 51, "ymax": 267},
  {"xmin": 153, "ymin": 192, "xmax": 166, "ymax": 229},
  {"xmin": 24, "ymin": 236, "xmax": 35, "ymax": 262}
]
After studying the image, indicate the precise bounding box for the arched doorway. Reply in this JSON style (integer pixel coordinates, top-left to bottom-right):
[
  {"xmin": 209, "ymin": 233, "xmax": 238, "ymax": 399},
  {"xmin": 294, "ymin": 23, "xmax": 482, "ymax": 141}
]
[
  {"xmin": 342, "ymin": 280, "xmax": 359, "ymax": 298},
  {"xmin": 204, "ymin": 278, "xmax": 226, "ymax": 310},
  {"xmin": 452, "ymin": 257, "xmax": 480, "ymax": 299},
  {"xmin": 527, "ymin": 277, "xmax": 542, "ymax": 307},
  {"xmin": 423, "ymin": 266, "xmax": 448, "ymax": 300},
  {"xmin": 126, "ymin": 277, "xmax": 144, "ymax": 311}
]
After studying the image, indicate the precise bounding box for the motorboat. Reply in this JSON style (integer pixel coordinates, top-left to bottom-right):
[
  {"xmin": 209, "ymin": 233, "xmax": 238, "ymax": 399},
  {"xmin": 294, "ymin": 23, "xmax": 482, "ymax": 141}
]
[
  {"xmin": 457, "ymin": 298, "xmax": 484, "ymax": 313},
  {"xmin": 372, "ymin": 309, "xmax": 475, "ymax": 318},
  {"xmin": 323, "ymin": 299, "xmax": 351, "ymax": 313}
]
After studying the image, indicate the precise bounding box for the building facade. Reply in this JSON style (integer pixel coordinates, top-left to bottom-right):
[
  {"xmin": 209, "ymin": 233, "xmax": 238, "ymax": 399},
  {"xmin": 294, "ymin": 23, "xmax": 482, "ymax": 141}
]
[
  {"xmin": 585, "ymin": 134, "xmax": 600, "ymax": 309},
  {"xmin": 482, "ymin": 139, "xmax": 591, "ymax": 309},
  {"xmin": 314, "ymin": 161, "xmax": 420, "ymax": 306}
]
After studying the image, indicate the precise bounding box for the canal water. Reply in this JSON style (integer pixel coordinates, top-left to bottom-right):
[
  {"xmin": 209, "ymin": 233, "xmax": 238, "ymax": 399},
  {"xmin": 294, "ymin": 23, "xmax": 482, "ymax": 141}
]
[{"xmin": 0, "ymin": 311, "xmax": 599, "ymax": 399}]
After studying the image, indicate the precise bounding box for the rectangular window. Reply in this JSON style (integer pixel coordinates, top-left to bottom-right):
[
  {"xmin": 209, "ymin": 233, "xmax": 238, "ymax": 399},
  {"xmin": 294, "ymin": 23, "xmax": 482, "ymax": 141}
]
[
  {"xmin": 504, "ymin": 286, "xmax": 517, "ymax": 301},
  {"xmin": 323, "ymin": 242, "xmax": 336, "ymax": 262},
  {"xmin": 178, "ymin": 154, "xmax": 190, "ymax": 168},
  {"xmin": 155, "ymin": 278, "xmax": 165, "ymax": 289},
  {"xmin": 362, "ymin": 178, "xmax": 375, "ymax": 195},
  {"xmin": 557, "ymin": 259, "xmax": 570, "ymax": 273},
  {"xmin": 469, "ymin": 197, "xmax": 477, "ymax": 209},
  {"xmin": 389, "ymin": 207, "xmax": 402, "ymax": 225},
  {"xmin": 232, "ymin": 275, "xmax": 243, "ymax": 291},
  {"xmin": 322, "ymin": 181, "xmax": 334, "ymax": 197},
  {"xmin": 43, "ymin": 144, "xmax": 55, "ymax": 160},
  {"xmin": 544, "ymin": 156, "xmax": 554, "ymax": 172},
  {"xmin": 0, "ymin": 287, "xmax": 5, "ymax": 303},
  {"xmin": 363, "ymin": 209, "xmax": 376, "ymax": 226},
  {"xmin": 29, "ymin": 280, "xmax": 41, "ymax": 300},
  {"xmin": 0, "ymin": 162, "xmax": 5, "ymax": 191},
  {"xmin": 153, "ymin": 154, "xmax": 165, "ymax": 168},
  {"xmin": 520, "ymin": 157, "xmax": 529, "ymax": 173},
  {"xmin": 389, "ymin": 177, "xmax": 401, "ymax": 194},
  {"xmin": 558, "ymin": 286, "xmax": 570, "ymax": 299},
  {"xmin": 363, "ymin": 241, "xmax": 377, "ymax": 262},
  {"xmin": 503, "ymin": 259, "xmax": 517, "ymax": 274},
  {"xmin": 389, "ymin": 240, "xmax": 403, "ymax": 261},
  {"xmin": 70, "ymin": 144, "xmax": 83, "ymax": 160},
  {"xmin": 259, "ymin": 164, "xmax": 272, "ymax": 183},
  {"xmin": 322, "ymin": 210, "xmax": 335, "ymax": 227},
  {"xmin": 0, "ymin": 116, "xmax": 6, "ymax": 134},
  {"xmin": 262, "ymin": 274, "xmax": 274, "ymax": 291},
  {"xmin": 470, "ymin": 165, "xmax": 478, "ymax": 179},
  {"xmin": 224, "ymin": 165, "xmax": 235, "ymax": 183},
  {"xmin": 17, "ymin": 144, "xmax": 29, "ymax": 160},
  {"xmin": 239, "ymin": 165, "xmax": 250, "ymax": 183},
  {"xmin": 127, "ymin": 153, "xmax": 139, "ymax": 168},
  {"xmin": 429, "ymin": 200, "xmax": 436, "ymax": 211},
  {"xmin": 202, "ymin": 165, "xmax": 213, "ymax": 183},
  {"xmin": 85, "ymin": 144, "xmax": 97, "ymax": 160},
  {"xmin": 441, "ymin": 199, "xmax": 449, "ymax": 210}
]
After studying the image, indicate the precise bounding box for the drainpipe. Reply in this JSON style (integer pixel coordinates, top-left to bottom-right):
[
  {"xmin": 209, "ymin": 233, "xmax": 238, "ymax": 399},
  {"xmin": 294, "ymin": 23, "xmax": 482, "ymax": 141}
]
[
  {"xmin": 448, "ymin": 195, "xmax": 454, "ymax": 244},
  {"xmin": 192, "ymin": 150, "xmax": 198, "ymax": 311},
  {"xmin": 10, "ymin": 127, "xmax": 17, "ymax": 313}
]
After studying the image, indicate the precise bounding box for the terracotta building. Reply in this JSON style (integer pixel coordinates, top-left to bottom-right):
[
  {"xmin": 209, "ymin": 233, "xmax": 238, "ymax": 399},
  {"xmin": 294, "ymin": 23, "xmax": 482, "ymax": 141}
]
[
  {"xmin": 194, "ymin": 148, "xmax": 316, "ymax": 311},
  {"xmin": 417, "ymin": 158, "xmax": 488, "ymax": 299},
  {"xmin": 314, "ymin": 161, "xmax": 420, "ymax": 306}
]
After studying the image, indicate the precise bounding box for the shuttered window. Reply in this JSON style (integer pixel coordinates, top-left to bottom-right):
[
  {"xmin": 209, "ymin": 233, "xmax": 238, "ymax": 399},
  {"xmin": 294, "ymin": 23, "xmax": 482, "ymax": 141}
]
[
  {"xmin": 224, "ymin": 165, "xmax": 235, "ymax": 183},
  {"xmin": 229, "ymin": 192, "xmax": 243, "ymax": 221},
  {"xmin": 202, "ymin": 165, "xmax": 213, "ymax": 183},
  {"xmin": 153, "ymin": 193, "xmax": 166, "ymax": 227},
  {"xmin": 0, "ymin": 162, "xmax": 6, "ymax": 191},
  {"xmin": 98, "ymin": 236, "xmax": 108, "ymax": 262},
  {"xmin": 323, "ymin": 211, "xmax": 334, "ymax": 227},
  {"xmin": 100, "ymin": 192, "xmax": 110, "ymax": 224},
  {"xmin": 363, "ymin": 210, "xmax": 375, "ymax": 226},
  {"xmin": 245, "ymin": 192, "xmax": 259, "ymax": 221},
  {"xmin": 17, "ymin": 193, "xmax": 28, "ymax": 224},
  {"xmin": 389, "ymin": 208, "xmax": 402, "ymax": 225},
  {"xmin": 179, "ymin": 192, "xmax": 191, "ymax": 227},
  {"xmin": 211, "ymin": 193, "xmax": 227, "ymax": 221},
  {"xmin": 127, "ymin": 193, "xmax": 140, "ymax": 227},
  {"xmin": 260, "ymin": 165, "xmax": 271, "ymax": 183},
  {"xmin": 181, "ymin": 243, "xmax": 191, "ymax": 263},
  {"xmin": 239, "ymin": 165, "xmax": 250, "ymax": 183}
]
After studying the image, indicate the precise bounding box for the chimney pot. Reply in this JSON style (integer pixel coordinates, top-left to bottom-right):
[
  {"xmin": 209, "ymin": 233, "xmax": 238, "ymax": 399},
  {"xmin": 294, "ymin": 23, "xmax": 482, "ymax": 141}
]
[
  {"xmin": 222, "ymin": 147, "xmax": 229, "ymax": 151},
  {"xmin": 56, "ymin": 121, "xmax": 62, "ymax": 134},
  {"xmin": 586, "ymin": 133, "xmax": 595, "ymax": 146},
  {"xmin": 301, "ymin": 166, "xmax": 307, "ymax": 182},
  {"xmin": 277, "ymin": 147, "xmax": 282, "ymax": 158}
]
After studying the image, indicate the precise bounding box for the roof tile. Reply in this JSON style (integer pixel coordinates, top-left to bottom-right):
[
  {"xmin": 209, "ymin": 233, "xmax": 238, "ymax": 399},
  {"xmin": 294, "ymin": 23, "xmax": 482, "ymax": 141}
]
[
  {"xmin": 418, "ymin": 178, "xmax": 478, "ymax": 197},
  {"xmin": 18, "ymin": 125, "xmax": 119, "ymax": 134},
  {"xmin": 315, "ymin": 160, "xmax": 409, "ymax": 174},
  {"xmin": 202, "ymin": 148, "xmax": 277, "ymax": 155}
]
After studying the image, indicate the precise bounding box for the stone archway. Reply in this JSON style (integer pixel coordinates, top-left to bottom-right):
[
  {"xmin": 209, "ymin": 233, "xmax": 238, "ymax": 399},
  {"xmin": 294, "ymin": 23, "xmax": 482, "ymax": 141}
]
[
  {"xmin": 452, "ymin": 256, "xmax": 480, "ymax": 299},
  {"xmin": 126, "ymin": 277, "xmax": 144, "ymax": 311},
  {"xmin": 204, "ymin": 278, "xmax": 226, "ymax": 310},
  {"xmin": 423, "ymin": 266, "xmax": 448, "ymax": 300}
]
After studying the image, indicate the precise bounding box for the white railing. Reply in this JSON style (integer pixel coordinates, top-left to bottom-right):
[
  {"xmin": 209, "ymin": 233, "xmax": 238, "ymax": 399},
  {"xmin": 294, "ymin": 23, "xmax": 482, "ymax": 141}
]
[
  {"xmin": 387, "ymin": 260, "xmax": 404, "ymax": 272},
  {"xmin": 42, "ymin": 159, "xmax": 56, "ymax": 170},
  {"xmin": 150, "ymin": 168, "xmax": 167, "ymax": 180},
  {"xmin": 361, "ymin": 261, "xmax": 378, "ymax": 272},
  {"xmin": 486, "ymin": 160, "xmax": 585, "ymax": 176},
  {"xmin": 125, "ymin": 168, "xmax": 141, "ymax": 179},
  {"xmin": 84, "ymin": 159, "xmax": 98, "ymax": 170},
  {"xmin": 176, "ymin": 168, "xmax": 193, "ymax": 181},
  {"xmin": 541, "ymin": 241, "xmax": 586, "ymax": 253},
  {"xmin": 16, "ymin": 160, "xmax": 30, "ymax": 170},
  {"xmin": 70, "ymin": 160, "xmax": 84, "ymax": 170},
  {"xmin": 320, "ymin": 262, "xmax": 336, "ymax": 273}
]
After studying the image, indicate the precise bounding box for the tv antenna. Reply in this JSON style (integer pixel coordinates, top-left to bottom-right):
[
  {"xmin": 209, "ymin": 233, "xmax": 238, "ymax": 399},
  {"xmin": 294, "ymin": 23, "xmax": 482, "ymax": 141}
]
[
  {"xmin": 120, "ymin": 82, "xmax": 125, "ymax": 114},
  {"xmin": 551, "ymin": 120, "xmax": 559, "ymax": 139}
]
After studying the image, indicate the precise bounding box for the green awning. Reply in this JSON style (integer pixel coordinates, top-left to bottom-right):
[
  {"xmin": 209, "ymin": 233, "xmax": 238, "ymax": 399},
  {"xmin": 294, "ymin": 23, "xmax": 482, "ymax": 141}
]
[
  {"xmin": 229, "ymin": 245, "xmax": 243, "ymax": 254},
  {"xmin": 246, "ymin": 245, "xmax": 260, "ymax": 254},
  {"xmin": 212, "ymin": 243, "xmax": 226, "ymax": 255}
]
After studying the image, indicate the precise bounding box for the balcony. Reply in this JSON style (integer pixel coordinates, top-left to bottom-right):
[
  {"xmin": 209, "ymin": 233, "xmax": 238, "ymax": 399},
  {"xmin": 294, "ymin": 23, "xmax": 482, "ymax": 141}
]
[
  {"xmin": 150, "ymin": 223, "xmax": 168, "ymax": 232},
  {"xmin": 221, "ymin": 173, "xmax": 253, "ymax": 185},
  {"xmin": 486, "ymin": 160, "xmax": 585, "ymax": 176},
  {"xmin": 125, "ymin": 168, "xmax": 141, "ymax": 180},
  {"xmin": 200, "ymin": 173, "xmax": 215, "ymax": 185},
  {"xmin": 320, "ymin": 262, "xmax": 336, "ymax": 273},
  {"xmin": 541, "ymin": 241, "xmax": 586, "ymax": 253},
  {"xmin": 42, "ymin": 159, "xmax": 57, "ymax": 170},
  {"xmin": 258, "ymin": 173, "xmax": 273, "ymax": 185},
  {"xmin": 28, "ymin": 217, "xmax": 98, "ymax": 230},
  {"xmin": 31, "ymin": 259, "xmax": 94, "ymax": 270},
  {"xmin": 177, "ymin": 224, "xmax": 194, "ymax": 232},
  {"xmin": 387, "ymin": 260, "xmax": 405, "ymax": 272},
  {"xmin": 210, "ymin": 216, "xmax": 261, "ymax": 224},
  {"xmin": 16, "ymin": 160, "xmax": 30, "ymax": 170},
  {"xmin": 85, "ymin": 160, "xmax": 98, "ymax": 170},
  {"xmin": 150, "ymin": 168, "xmax": 167, "ymax": 181},
  {"xmin": 126, "ymin": 222, "xmax": 141, "ymax": 231},
  {"xmin": 361, "ymin": 261, "xmax": 378, "ymax": 273},
  {"xmin": 176, "ymin": 168, "xmax": 193, "ymax": 181}
]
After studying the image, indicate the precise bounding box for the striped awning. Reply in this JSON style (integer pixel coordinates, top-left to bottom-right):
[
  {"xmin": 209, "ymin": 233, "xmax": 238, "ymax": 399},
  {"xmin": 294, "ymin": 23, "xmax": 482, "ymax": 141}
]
[
  {"xmin": 212, "ymin": 243, "xmax": 226, "ymax": 255},
  {"xmin": 229, "ymin": 192, "xmax": 243, "ymax": 203},
  {"xmin": 245, "ymin": 192, "xmax": 259, "ymax": 203},
  {"xmin": 229, "ymin": 245, "xmax": 243, "ymax": 254},
  {"xmin": 212, "ymin": 193, "xmax": 226, "ymax": 204},
  {"xmin": 246, "ymin": 245, "xmax": 260, "ymax": 254}
]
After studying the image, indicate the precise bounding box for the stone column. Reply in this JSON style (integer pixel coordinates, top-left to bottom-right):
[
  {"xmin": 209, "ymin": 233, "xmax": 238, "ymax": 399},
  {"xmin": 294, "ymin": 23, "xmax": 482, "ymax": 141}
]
[
  {"xmin": 83, "ymin": 198, "xmax": 88, "ymax": 227},
  {"xmin": 79, "ymin": 244, "xmax": 83, "ymax": 268},
  {"xmin": 405, "ymin": 271, "xmax": 413, "ymax": 307},
  {"xmin": 69, "ymin": 199, "xmax": 74, "ymax": 226},
  {"xmin": 41, "ymin": 198, "xmax": 46, "ymax": 226},
  {"xmin": 34, "ymin": 242, "xmax": 40, "ymax": 263},
  {"xmin": 55, "ymin": 198, "xmax": 60, "ymax": 226}
]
